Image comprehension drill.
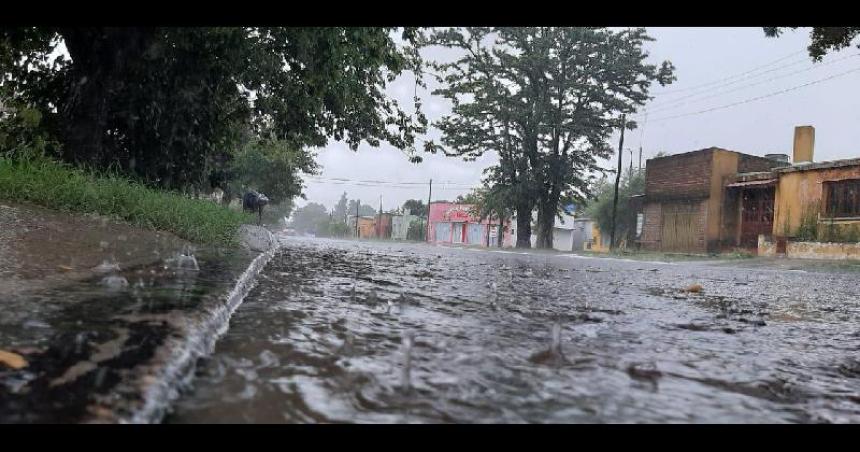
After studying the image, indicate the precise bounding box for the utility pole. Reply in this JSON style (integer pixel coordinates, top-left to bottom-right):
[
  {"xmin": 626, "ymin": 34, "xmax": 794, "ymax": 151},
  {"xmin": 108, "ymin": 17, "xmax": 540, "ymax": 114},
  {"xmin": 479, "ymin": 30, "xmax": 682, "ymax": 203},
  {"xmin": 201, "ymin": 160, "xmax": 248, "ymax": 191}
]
[
  {"xmin": 628, "ymin": 148, "xmax": 633, "ymax": 176},
  {"xmin": 426, "ymin": 179, "xmax": 432, "ymax": 242},
  {"xmin": 378, "ymin": 195, "xmax": 383, "ymax": 238},
  {"xmin": 638, "ymin": 145, "xmax": 643, "ymax": 174},
  {"xmin": 355, "ymin": 199, "xmax": 360, "ymax": 238},
  {"xmin": 610, "ymin": 114, "xmax": 626, "ymax": 251}
]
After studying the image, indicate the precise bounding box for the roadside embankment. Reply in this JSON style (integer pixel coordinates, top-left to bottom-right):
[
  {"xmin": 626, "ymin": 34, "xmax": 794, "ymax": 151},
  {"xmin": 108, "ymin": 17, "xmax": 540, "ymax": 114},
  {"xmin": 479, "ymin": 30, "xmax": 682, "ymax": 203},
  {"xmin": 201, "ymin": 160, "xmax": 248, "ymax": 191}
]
[{"xmin": 0, "ymin": 200, "xmax": 279, "ymax": 423}]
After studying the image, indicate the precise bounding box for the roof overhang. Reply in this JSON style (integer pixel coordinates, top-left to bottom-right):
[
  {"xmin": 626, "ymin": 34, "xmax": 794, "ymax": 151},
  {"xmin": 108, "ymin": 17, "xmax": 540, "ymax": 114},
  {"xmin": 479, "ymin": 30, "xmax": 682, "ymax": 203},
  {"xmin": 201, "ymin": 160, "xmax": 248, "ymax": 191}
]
[{"xmin": 725, "ymin": 179, "xmax": 776, "ymax": 188}]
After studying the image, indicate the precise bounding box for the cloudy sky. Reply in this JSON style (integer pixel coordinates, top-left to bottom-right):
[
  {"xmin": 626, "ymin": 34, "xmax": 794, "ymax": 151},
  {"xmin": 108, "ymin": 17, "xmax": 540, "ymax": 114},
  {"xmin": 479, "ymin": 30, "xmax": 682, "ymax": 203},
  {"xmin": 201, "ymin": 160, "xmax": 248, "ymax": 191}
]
[{"xmin": 299, "ymin": 27, "xmax": 860, "ymax": 212}]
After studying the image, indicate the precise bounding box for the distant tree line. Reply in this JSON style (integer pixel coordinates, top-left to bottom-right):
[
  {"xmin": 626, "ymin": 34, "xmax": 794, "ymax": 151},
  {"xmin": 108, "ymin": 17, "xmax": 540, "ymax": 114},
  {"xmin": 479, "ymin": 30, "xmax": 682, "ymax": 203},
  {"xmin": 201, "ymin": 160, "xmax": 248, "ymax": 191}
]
[{"xmin": 289, "ymin": 194, "xmax": 430, "ymax": 239}]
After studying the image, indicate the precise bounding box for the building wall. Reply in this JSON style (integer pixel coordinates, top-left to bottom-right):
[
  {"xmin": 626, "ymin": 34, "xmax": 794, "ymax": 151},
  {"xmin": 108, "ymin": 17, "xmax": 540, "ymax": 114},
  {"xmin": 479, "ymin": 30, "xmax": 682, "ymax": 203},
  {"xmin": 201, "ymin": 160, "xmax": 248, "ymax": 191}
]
[
  {"xmin": 552, "ymin": 228, "xmax": 574, "ymax": 252},
  {"xmin": 640, "ymin": 202, "xmax": 662, "ymax": 250},
  {"xmin": 571, "ymin": 219, "xmax": 592, "ymax": 251},
  {"xmin": 353, "ymin": 217, "xmax": 375, "ymax": 238},
  {"xmin": 709, "ymin": 150, "xmax": 741, "ymax": 251},
  {"xmin": 773, "ymin": 166, "xmax": 860, "ymax": 238},
  {"xmin": 645, "ymin": 149, "xmax": 714, "ymax": 201},
  {"xmin": 589, "ymin": 222, "xmax": 610, "ymax": 252},
  {"xmin": 391, "ymin": 214, "xmax": 418, "ymax": 240},
  {"xmin": 428, "ymin": 201, "xmax": 511, "ymax": 246},
  {"xmin": 759, "ymin": 235, "xmax": 860, "ymax": 260},
  {"xmin": 738, "ymin": 154, "xmax": 785, "ymax": 173},
  {"xmin": 642, "ymin": 149, "xmax": 781, "ymax": 253}
]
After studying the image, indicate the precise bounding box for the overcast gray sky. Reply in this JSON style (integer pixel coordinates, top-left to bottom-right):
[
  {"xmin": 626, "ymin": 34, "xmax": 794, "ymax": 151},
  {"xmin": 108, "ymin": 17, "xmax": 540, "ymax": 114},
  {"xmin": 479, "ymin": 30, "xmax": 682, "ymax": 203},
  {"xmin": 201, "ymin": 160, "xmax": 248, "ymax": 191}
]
[{"xmin": 299, "ymin": 27, "xmax": 860, "ymax": 212}]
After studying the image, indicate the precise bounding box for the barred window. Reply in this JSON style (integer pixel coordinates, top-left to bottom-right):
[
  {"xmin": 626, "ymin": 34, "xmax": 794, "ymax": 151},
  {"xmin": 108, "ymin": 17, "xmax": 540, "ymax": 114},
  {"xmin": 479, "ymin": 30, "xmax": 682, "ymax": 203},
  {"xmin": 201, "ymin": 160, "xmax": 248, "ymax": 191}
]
[{"xmin": 825, "ymin": 179, "xmax": 860, "ymax": 218}]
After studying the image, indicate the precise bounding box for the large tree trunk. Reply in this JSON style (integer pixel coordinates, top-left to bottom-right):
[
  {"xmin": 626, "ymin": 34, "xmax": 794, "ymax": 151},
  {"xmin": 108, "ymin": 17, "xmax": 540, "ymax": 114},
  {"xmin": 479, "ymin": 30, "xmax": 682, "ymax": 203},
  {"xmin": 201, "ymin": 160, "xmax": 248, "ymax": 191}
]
[
  {"xmin": 535, "ymin": 185, "xmax": 561, "ymax": 249},
  {"xmin": 535, "ymin": 200, "xmax": 555, "ymax": 249},
  {"xmin": 515, "ymin": 203, "xmax": 532, "ymax": 248}
]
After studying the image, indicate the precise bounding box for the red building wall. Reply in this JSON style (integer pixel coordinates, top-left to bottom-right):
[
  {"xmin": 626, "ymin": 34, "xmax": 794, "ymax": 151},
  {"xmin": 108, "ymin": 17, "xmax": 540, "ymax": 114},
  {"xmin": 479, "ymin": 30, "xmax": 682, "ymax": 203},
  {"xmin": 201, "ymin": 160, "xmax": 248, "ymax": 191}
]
[{"xmin": 427, "ymin": 201, "xmax": 512, "ymax": 246}]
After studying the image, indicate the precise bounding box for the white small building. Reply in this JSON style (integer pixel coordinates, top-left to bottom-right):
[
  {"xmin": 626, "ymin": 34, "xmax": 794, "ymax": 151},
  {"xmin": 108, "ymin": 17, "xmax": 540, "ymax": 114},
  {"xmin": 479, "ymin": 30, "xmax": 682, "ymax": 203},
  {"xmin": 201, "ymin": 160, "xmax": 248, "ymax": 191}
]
[
  {"xmin": 390, "ymin": 213, "xmax": 420, "ymax": 240},
  {"xmin": 509, "ymin": 208, "xmax": 579, "ymax": 251}
]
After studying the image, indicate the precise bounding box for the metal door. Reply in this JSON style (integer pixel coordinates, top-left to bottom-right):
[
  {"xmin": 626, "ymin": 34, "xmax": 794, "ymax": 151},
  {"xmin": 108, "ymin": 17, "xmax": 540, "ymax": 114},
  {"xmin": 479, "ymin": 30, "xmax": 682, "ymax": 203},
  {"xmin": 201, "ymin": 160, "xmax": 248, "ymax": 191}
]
[
  {"xmin": 661, "ymin": 202, "xmax": 699, "ymax": 252},
  {"xmin": 435, "ymin": 222, "xmax": 451, "ymax": 242},
  {"xmin": 466, "ymin": 223, "xmax": 483, "ymax": 245},
  {"xmin": 452, "ymin": 222, "xmax": 464, "ymax": 243},
  {"xmin": 740, "ymin": 188, "xmax": 775, "ymax": 248}
]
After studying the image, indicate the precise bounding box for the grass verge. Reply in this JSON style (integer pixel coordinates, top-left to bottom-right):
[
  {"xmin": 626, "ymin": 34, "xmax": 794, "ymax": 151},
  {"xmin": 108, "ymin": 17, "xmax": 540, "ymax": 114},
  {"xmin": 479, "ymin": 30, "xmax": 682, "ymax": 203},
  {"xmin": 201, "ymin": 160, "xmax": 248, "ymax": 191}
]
[{"xmin": 0, "ymin": 155, "xmax": 252, "ymax": 246}]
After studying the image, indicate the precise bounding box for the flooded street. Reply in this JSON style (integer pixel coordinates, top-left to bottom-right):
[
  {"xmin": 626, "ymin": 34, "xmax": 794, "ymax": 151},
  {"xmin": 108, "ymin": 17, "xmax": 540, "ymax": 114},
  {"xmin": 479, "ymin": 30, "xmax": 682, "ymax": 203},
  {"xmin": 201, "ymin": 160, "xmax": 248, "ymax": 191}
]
[{"xmin": 166, "ymin": 237, "xmax": 860, "ymax": 423}]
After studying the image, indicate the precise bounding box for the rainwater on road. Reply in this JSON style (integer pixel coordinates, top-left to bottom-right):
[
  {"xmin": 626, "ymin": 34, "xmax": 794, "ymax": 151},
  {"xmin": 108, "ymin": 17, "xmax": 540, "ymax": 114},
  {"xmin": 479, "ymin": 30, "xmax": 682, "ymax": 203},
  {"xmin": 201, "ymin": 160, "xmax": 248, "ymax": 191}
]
[{"xmin": 166, "ymin": 237, "xmax": 860, "ymax": 423}]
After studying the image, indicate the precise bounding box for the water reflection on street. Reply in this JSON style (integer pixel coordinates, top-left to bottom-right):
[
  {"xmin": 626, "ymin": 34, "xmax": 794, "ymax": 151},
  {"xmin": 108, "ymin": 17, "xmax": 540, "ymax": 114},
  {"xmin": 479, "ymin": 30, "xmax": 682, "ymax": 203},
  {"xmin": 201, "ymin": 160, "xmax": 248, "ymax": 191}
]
[{"xmin": 167, "ymin": 237, "xmax": 860, "ymax": 423}]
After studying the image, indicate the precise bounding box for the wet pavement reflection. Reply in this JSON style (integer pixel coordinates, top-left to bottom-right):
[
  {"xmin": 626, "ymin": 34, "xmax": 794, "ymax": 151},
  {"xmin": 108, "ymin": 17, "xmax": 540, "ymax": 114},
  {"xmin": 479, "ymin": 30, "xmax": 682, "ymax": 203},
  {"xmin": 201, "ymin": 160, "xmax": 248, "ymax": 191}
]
[{"xmin": 166, "ymin": 237, "xmax": 860, "ymax": 423}]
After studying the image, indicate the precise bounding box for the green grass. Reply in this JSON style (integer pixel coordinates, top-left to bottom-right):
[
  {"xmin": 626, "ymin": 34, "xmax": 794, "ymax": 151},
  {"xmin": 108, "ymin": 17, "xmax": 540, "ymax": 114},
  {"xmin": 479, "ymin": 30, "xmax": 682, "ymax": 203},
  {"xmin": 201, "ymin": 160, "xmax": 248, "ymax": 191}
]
[{"xmin": 0, "ymin": 155, "xmax": 252, "ymax": 246}]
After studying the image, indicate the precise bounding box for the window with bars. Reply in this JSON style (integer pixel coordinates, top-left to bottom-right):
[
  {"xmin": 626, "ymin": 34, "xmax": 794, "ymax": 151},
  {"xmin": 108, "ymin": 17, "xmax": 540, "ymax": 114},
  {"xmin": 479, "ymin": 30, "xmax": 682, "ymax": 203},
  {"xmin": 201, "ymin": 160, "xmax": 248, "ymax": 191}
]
[{"xmin": 825, "ymin": 179, "xmax": 860, "ymax": 218}]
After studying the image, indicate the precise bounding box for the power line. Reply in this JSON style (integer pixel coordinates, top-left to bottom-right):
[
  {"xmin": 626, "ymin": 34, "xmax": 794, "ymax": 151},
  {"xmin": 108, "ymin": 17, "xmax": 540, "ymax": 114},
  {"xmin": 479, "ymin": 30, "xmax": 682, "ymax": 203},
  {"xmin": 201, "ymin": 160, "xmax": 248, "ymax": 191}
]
[
  {"xmin": 646, "ymin": 65, "xmax": 860, "ymax": 124},
  {"xmin": 650, "ymin": 50, "xmax": 807, "ymax": 96},
  {"xmin": 307, "ymin": 176, "xmax": 476, "ymax": 187},
  {"xmin": 642, "ymin": 52, "xmax": 860, "ymax": 116},
  {"xmin": 305, "ymin": 177, "xmax": 478, "ymax": 190}
]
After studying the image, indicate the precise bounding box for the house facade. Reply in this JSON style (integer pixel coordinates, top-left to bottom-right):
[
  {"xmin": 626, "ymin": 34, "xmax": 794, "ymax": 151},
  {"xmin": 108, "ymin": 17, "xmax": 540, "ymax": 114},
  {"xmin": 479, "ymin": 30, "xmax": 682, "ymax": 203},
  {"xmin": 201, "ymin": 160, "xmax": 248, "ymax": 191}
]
[
  {"xmin": 508, "ymin": 209, "xmax": 582, "ymax": 251},
  {"xmin": 348, "ymin": 216, "xmax": 377, "ymax": 239},
  {"xmin": 640, "ymin": 146, "xmax": 784, "ymax": 253},
  {"xmin": 640, "ymin": 125, "xmax": 860, "ymax": 257},
  {"xmin": 390, "ymin": 213, "xmax": 420, "ymax": 240},
  {"xmin": 428, "ymin": 201, "xmax": 512, "ymax": 247}
]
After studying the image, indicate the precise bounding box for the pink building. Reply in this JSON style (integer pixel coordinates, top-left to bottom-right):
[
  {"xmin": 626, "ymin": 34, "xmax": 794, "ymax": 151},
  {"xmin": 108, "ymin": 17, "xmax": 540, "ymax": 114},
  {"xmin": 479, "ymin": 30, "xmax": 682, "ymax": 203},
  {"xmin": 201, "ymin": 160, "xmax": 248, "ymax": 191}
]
[{"xmin": 427, "ymin": 201, "xmax": 512, "ymax": 247}]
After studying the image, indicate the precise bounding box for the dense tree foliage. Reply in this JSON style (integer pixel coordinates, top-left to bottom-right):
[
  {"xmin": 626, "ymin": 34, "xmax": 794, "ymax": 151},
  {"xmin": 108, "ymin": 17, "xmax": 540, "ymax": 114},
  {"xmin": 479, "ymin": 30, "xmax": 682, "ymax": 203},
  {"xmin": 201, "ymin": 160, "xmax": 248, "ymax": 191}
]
[
  {"xmin": 456, "ymin": 186, "xmax": 512, "ymax": 247},
  {"xmin": 218, "ymin": 138, "xmax": 318, "ymax": 206},
  {"xmin": 426, "ymin": 27, "xmax": 673, "ymax": 249},
  {"xmin": 0, "ymin": 27, "xmax": 427, "ymax": 200},
  {"xmin": 585, "ymin": 170, "xmax": 645, "ymax": 248},
  {"xmin": 401, "ymin": 198, "xmax": 427, "ymax": 217},
  {"xmin": 347, "ymin": 199, "xmax": 377, "ymax": 217},
  {"xmin": 289, "ymin": 202, "xmax": 330, "ymax": 234},
  {"xmin": 764, "ymin": 27, "xmax": 860, "ymax": 61},
  {"xmin": 332, "ymin": 192, "xmax": 350, "ymax": 222}
]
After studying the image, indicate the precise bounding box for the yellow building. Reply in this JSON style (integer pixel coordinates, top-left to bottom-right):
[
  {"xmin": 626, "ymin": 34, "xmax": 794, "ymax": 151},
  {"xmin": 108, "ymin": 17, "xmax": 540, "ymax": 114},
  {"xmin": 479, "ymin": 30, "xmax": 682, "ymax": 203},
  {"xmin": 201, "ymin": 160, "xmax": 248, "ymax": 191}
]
[
  {"xmin": 348, "ymin": 216, "xmax": 377, "ymax": 239},
  {"xmin": 772, "ymin": 126, "xmax": 860, "ymax": 242},
  {"xmin": 588, "ymin": 222, "xmax": 610, "ymax": 253}
]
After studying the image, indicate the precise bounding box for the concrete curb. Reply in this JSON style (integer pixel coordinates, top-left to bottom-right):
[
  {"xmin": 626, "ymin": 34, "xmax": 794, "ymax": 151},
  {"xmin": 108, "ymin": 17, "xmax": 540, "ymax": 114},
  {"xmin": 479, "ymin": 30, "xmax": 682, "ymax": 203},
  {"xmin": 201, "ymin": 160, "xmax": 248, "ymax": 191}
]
[{"xmin": 120, "ymin": 238, "xmax": 283, "ymax": 424}]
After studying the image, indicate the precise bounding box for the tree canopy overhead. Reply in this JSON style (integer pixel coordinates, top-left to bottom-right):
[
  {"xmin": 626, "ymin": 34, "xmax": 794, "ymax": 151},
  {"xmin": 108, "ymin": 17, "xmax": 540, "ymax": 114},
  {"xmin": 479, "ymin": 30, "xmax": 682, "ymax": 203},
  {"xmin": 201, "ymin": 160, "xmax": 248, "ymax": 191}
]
[
  {"xmin": 0, "ymin": 27, "xmax": 428, "ymax": 194},
  {"xmin": 426, "ymin": 27, "xmax": 674, "ymax": 248},
  {"xmin": 764, "ymin": 27, "xmax": 860, "ymax": 61}
]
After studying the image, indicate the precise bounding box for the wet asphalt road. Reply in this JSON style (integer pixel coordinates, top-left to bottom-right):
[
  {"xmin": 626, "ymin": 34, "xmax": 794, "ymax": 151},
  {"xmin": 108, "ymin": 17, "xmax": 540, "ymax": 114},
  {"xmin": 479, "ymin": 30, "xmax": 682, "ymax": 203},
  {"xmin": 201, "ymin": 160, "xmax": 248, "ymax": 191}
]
[{"xmin": 166, "ymin": 237, "xmax": 860, "ymax": 423}]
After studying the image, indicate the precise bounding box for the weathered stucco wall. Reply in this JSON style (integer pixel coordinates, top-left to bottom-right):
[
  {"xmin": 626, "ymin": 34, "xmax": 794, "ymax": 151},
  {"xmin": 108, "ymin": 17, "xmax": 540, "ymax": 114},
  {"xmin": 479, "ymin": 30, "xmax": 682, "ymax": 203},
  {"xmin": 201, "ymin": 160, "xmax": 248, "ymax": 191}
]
[
  {"xmin": 773, "ymin": 166, "xmax": 860, "ymax": 237},
  {"xmin": 759, "ymin": 235, "xmax": 860, "ymax": 260},
  {"xmin": 710, "ymin": 150, "xmax": 740, "ymax": 251}
]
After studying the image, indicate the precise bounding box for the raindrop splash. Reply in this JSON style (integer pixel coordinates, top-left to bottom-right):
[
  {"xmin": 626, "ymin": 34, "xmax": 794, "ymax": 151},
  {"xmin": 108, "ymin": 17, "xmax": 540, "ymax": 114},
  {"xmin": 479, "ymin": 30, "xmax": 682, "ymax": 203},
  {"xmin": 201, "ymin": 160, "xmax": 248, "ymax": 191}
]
[{"xmin": 401, "ymin": 330, "xmax": 415, "ymax": 392}]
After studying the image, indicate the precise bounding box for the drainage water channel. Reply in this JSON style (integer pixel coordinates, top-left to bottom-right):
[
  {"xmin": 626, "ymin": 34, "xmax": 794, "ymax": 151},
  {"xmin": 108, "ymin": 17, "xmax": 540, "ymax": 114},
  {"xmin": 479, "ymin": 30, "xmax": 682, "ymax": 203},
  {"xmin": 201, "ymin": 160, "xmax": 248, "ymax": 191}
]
[
  {"xmin": 166, "ymin": 237, "xmax": 860, "ymax": 423},
  {"xmin": 0, "ymin": 245, "xmax": 258, "ymax": 423}
]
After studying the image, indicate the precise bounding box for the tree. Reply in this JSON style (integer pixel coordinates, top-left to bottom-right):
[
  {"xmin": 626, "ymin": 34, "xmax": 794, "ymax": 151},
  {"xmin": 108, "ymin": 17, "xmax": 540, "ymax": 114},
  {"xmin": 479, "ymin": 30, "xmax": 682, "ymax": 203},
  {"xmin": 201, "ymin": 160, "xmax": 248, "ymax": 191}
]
[
  {"xmin": 457, "ymin": 186, "xmax": 513, "ymax": 247},
  {"xmin": 289, "ymin": 202, "xmax": 330, "ymax": 234},
  {"xmin": 347, "ymin": 199, "xmax": 377, "ymax": 217},
  {"xmin": 585, "ymin": 170, "xmax": 645, "ymax": 248},
  {"xmin": 0, "ymin": 27, "xmax": 428, "ymax": 192},
  {"xmin": 219, "ymin": 138, "xmax": 318, "ymax": 206},
  {"xmin": 427, "ymin": 27, "xmax": 674, "ymax": 249},
  {"xmin": 407, "ymin": 219, "xmax": 426, "ymax": 241},
  {"xmin": 316, "ymin": 219, "xmax": 351, "ymax": 238},
  {"xmin": 333, "ymin": 192, "xmax": 349, "ymax": 222},
  {"xmin": 764, "ymin": 27, "xmax": 860, "ymax": 60},
  {"xmin": 402, "ymin": 198, "xmax": 427, "ymax": 217},
  {"xmin": 454, "ymin": 190, "xmax": 481, "ymax": 204},
  {"xmin": 259, "ymin": 201, "xmax": 295, "ymax": 227}
]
